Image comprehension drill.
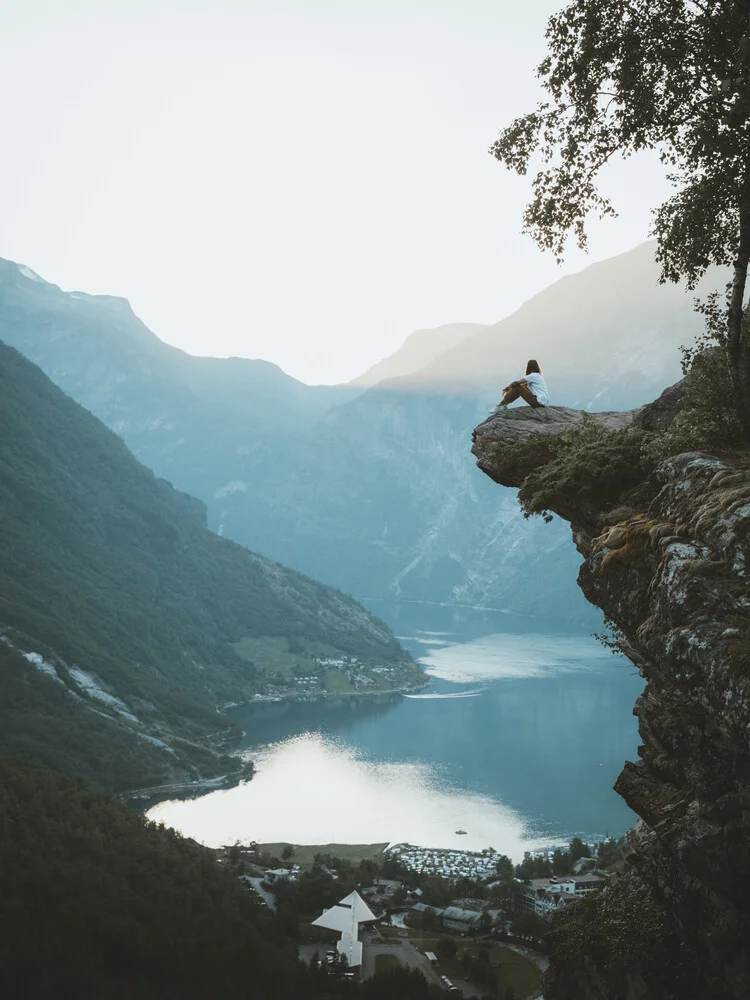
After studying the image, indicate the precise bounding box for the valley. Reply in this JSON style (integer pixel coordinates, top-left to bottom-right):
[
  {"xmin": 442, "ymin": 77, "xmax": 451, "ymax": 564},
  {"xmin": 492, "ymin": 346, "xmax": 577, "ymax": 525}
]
[{"xmin": 0, "ymin": 243, "xmax": 727, "ymax": 620}]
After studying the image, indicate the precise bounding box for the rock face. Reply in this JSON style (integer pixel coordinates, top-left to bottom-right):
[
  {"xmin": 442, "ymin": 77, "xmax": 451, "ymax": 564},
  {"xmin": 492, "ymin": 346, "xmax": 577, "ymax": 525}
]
[
  {"xmin": 472, "ymin": 405, "xmax": 638, "ymax": 468},
  {"xmin": 472, "ymin": 403, "xmax": 750, "ymax": 1000}
]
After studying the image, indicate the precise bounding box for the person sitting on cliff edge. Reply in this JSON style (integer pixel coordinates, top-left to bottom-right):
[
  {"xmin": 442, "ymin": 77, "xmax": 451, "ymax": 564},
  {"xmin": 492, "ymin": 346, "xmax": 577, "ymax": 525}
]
[{"xmin": 497, "ymin": 359, "xmax": 549, "ymax": 410}]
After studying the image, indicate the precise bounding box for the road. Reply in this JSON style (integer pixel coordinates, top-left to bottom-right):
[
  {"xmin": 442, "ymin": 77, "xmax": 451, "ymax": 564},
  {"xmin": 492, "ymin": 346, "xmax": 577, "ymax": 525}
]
[
  {"xmin": 300, "ymin": 934, "xmax": 546, "ymax": 999},
  {"xmin": 361, "ymin": 940, "xmax": 443, "ymax": 986},
  {"xmin": 240, "ymin": 876, "xmax": 276, "ymax": 911},
  {"xmin": 298, "ymin": 939, "xmax": 443, "ymax": 988}
]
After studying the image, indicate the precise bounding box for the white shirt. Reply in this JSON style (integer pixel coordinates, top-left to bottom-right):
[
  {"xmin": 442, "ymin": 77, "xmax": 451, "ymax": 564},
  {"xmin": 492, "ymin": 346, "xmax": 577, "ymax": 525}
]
[{"xmin": 523, "ymin": 372, "xmax": 549, "ymax": 405}]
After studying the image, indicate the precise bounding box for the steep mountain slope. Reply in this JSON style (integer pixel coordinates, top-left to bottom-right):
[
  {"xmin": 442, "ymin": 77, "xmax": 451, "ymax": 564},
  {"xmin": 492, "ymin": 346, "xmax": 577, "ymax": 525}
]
[
  {"xmin": 349, "ymin": 322, "xmax": 487, "ymax": 386},
  {"xmin": 211, "ymin": 243, "xmax": 722, "ymax": 610},
  {"xmin": 0, "ymin": 342, "xmax": 417, "ymax": 790},
  {"xmin": 0, "ymin": 259, "xmax": 360, "ymax": 506},
  {"xmin": 0, "ymin": 245, "xmax": 725, "ymax": 619},
  {"xmin": 214, "ymin": 381, "xmax": 592, "ymax": 617}
]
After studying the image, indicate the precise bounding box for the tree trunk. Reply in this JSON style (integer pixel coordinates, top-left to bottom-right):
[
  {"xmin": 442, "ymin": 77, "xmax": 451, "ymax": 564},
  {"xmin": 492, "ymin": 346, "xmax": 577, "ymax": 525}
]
[{"xmin": 727, "ymin": 204, "xmax": 750, "ymax": 438}]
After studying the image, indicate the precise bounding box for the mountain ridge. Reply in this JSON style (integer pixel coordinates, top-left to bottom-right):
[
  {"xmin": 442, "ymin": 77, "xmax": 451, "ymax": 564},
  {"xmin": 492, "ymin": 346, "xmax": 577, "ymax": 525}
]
[
  {"xmin": 349, "ymin": 322, "xmax": 487, "ymax": 386},
  {"xmin": 0, "ymin": 242, "xmax": 726, "ymax": 620}
]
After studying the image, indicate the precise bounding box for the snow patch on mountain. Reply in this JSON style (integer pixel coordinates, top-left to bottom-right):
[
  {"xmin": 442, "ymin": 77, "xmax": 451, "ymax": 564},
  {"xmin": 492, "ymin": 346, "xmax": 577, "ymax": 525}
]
[
  {"xmin": 137, "ymin": 732, "xmax": 177, "ymax": 754},
  {"xmin": 68, "ymin": 666, "xmax": 139, "ymax": 722},
  {"xmin": 22, "ymin": 651, "xmax": 64, "ymax": 683},
  {"xmin": 18, "ymin": 265, "xmax": 43, "ymax": 282}
]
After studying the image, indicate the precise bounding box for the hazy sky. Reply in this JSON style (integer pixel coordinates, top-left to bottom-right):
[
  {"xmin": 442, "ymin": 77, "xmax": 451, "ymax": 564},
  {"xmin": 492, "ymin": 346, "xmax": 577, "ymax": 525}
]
[{"xmin": 1, "ymin": 0, "xmax": 670, "ymax": 384}]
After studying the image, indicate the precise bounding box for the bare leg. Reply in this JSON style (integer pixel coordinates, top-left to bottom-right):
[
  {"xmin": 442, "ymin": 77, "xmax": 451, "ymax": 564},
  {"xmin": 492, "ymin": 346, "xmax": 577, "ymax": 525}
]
[{"xmin": 499, "ymin": 383, "xmax": 543, "ymax": 408}]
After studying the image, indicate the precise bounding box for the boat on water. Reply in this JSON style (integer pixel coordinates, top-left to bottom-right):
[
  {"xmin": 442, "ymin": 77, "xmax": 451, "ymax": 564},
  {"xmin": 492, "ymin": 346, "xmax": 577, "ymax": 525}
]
[{"xmin": 455, "ymin": 829, "xmax": 467, "ymax": 835}]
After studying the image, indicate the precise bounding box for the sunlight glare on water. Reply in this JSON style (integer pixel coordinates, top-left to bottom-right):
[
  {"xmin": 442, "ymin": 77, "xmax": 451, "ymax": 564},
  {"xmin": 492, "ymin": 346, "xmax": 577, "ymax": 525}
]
[
  {"xmin": 147, "ymin": 731, "xmax": 558, "ymax": 856},
  {"xmin": 146, "ymin": 608, "xmax": 643, "ymax": 858},
  {"xmin": 419, "ymin": 632, "xmax": 613, "ymax": 683}
]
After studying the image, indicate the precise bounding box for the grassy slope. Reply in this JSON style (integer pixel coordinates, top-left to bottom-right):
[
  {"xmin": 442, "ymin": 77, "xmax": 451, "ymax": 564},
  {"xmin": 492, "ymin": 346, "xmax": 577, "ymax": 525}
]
[{"xmin": 254, "ymin": 843, "xmax": 389, "ymax": 866}]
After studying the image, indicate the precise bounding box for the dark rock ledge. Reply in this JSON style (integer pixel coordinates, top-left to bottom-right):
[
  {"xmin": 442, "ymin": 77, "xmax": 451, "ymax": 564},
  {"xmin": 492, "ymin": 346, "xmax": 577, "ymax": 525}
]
[{"xmin": 471, "ymin": 393, "xmax": 750, "ymax": 1000}]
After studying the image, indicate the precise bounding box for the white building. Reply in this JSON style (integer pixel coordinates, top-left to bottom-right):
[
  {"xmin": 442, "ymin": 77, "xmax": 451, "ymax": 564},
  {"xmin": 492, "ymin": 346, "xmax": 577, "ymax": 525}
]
[
  {"xmin": 520, "ymin": 873, "xmax": 606, "ymax": 916},
  {"xmin": 311, "ymin": 890, "xmax": 378, "ymax": 969},
  {"xmin": 264, "ymin": 867, "xmax": 299, "ymax": 883}
]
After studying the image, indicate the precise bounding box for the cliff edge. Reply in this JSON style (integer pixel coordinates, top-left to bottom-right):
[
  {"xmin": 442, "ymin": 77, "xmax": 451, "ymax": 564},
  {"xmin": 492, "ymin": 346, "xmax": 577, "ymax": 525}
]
[{"xmin": 472, "ymin": 397, "xmax": 750, "ymax": 1000}]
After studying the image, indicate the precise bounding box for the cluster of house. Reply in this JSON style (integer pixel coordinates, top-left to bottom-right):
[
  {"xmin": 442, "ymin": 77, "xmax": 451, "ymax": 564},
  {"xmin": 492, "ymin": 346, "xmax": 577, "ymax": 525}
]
[
  {"xmin": 518, "ymin": 872, "xmax": 607, "ymax": 916},
  {"xmin": 248, "ymin": 856, "xmax": 610, "ymax": 980},
  {"xmin": 405, "ymin": 899, "xmax": 498, "ymax": 934},
  {"xmin": 358, "ymin": 880, "xmax": 499, "ymax": 935},
  {"xmin": 313, "ymin": 656, "xmax": 392, "ymax": 691},
  {"xmin": 308, "ymin": 889, "xmax": 498, "ymax": 971},
  {"xmin": 384, "ymin": 843, "xmax": 500, "ymax": 879},
  {"xmin": 262, "ymin": 866, "xmax": 301, "ymax": 884}
]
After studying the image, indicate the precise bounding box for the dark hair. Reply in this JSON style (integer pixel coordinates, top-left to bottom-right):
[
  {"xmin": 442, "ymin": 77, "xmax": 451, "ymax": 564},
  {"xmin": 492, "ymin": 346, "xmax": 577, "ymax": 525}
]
[{"xmin": 526, "ymin": 359, "xmax": 541, "ymax": 375}]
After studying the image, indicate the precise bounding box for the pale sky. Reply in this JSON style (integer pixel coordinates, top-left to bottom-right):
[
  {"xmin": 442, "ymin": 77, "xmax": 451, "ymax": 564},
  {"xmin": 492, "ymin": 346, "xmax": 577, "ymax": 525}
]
[{"xmin": 0, "ymin": 0, "xmax": 670, "ymax": 384}]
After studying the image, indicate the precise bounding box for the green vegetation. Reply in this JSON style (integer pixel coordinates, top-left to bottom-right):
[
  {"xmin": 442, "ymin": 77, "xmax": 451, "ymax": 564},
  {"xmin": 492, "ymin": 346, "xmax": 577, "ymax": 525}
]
[
  {"xmin": 0, "ymin": 640, "xmax": 172, "ymax": 790},
  {"xmin": 514, "ymin": 836, "xmax": 627, "ymax": 880},
  {"xmin": 491, "ymin": 0, "xmax": 750, "ymax": 436},
  {"xmin": 427, "ymin": 939, "xmax": 540, "ymax": 999},
  {"xmin": 545, "ymin": 866, "xmax": 698, "ymax": 1000},
  {"xmin": 232, "ymin": 635, "xmax": 334, "ymax": 678},
  {"xmin": 0, "ymin": 343, "xmax": 417, "ymax": 789},
  {"xmin": 274, "ymin": 867, "xmax": 358, "ymax": 931},
  {"xmin": 253, "ymin": 843, "xmax": 389, "ymax": 867},
  {"xmin": 644, "ymin": 326, "xmax": 744, "ymax": 461},
  {"xmin": 361, "ymin": 969, "xmax": 442, "ymax": 1000},
  {"xmin": 0, "ymin": 755, "xmax": 316, "ymax": 999},
  {"xmin": 0, "ymin": 755, "xmax": 450, "ymax": 1000},
  {"xmin": 492, "ymin": 337, "xmax": 747, "ymax": 525},
  {"xmin": 373, "ymin": 954, "xmax": 401, "ymax": 974},
  {"xmin": 325, "ymin": 668, "xmax": 357, "ymax": 693},
  {"xmin": 233, "ymin": 637, "xmax": 423, "ymax": 695},
  {"xmin": 489, "ymin": 416, "xmax": 650, "ymax": 521}
]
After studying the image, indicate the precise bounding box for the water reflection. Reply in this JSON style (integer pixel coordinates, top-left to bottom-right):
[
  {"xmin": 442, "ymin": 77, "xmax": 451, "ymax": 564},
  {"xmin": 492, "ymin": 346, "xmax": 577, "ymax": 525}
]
[
  {"xmin": 419, "ymin": 632, "xmax": 619, "ymax": 683},
  {"xmin": 148, "ymin": 732, "xmax": 558, "ymax": 856},
  {"xmin": 148, "ymin": 607, "xmax": 644, "ymax": 856}
]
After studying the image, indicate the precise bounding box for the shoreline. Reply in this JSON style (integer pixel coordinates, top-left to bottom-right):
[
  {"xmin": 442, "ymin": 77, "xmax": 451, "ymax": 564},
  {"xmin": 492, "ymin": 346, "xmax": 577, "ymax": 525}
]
[
  {"xmin": 123, "ymin": 758, "xmax": 255, "ymax": 805},
  {"xmin": 128, "ymin": 683, "xmax": 430, "ymax": 809},
  {"xmin": 228, "ymin": 678, "xmax": 430, "ymax": 709}
]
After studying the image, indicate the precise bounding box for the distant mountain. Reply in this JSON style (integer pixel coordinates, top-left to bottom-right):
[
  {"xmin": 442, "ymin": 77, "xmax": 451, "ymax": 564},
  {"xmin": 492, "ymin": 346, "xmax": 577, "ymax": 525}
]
[
  {"xmin": 411, "ymin": 241, "xmax": 720, "ymax": 408},
  {"xmin": 0, "ymin": 245, "xmax": 727, "ymax": 621},
  {"xmin": 349, "ymin": 322, "xmax": 487, "ymax": 386},
  {"xmin": 0, "ymin": 259, "xmax": 362, "ymax": 509},
  {"xmin": 0, "ymin": 342, "xmax": 416, "ymax": 791}
]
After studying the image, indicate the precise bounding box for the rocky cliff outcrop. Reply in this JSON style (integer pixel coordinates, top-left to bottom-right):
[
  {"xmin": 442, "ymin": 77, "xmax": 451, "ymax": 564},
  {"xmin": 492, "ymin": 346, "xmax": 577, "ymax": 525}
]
[{"xmin": 472, "ymin": 400, "xmax": 750, "ymax": 1000}]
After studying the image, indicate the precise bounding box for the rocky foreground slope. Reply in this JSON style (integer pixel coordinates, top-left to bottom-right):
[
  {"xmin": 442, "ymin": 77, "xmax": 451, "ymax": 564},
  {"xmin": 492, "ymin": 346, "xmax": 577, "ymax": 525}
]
[{"xmin": 472, "ymin": 400, "xmax": 750, "ymax": 1000}]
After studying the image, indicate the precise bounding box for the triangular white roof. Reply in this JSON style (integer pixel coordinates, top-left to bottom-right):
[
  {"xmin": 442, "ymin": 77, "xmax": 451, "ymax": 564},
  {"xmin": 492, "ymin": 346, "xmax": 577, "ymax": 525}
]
[
  {"xmin": 311, "ymin": 890, "xmax": 377, "ymax": 934},
  {"xmin": 337, "ymin": 890, "xmax": 377, "ymax": 922}
]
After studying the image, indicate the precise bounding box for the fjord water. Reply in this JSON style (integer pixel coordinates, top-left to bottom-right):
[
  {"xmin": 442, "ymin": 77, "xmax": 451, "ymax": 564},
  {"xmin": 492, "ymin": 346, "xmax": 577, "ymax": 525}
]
[{"xmin": 148, "ymin": 603, "xmax": 644, "ymax": 858}]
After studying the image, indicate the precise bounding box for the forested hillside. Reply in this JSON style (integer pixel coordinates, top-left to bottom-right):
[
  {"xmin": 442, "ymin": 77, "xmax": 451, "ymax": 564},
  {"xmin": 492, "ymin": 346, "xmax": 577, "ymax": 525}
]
[
  {"xmin": 0, "ymin": 343, "xmax": 416, "ymax": 790},
  {"xmin": 0, "ymin": 755, "xmax": 442, "ymax": 1000}
]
